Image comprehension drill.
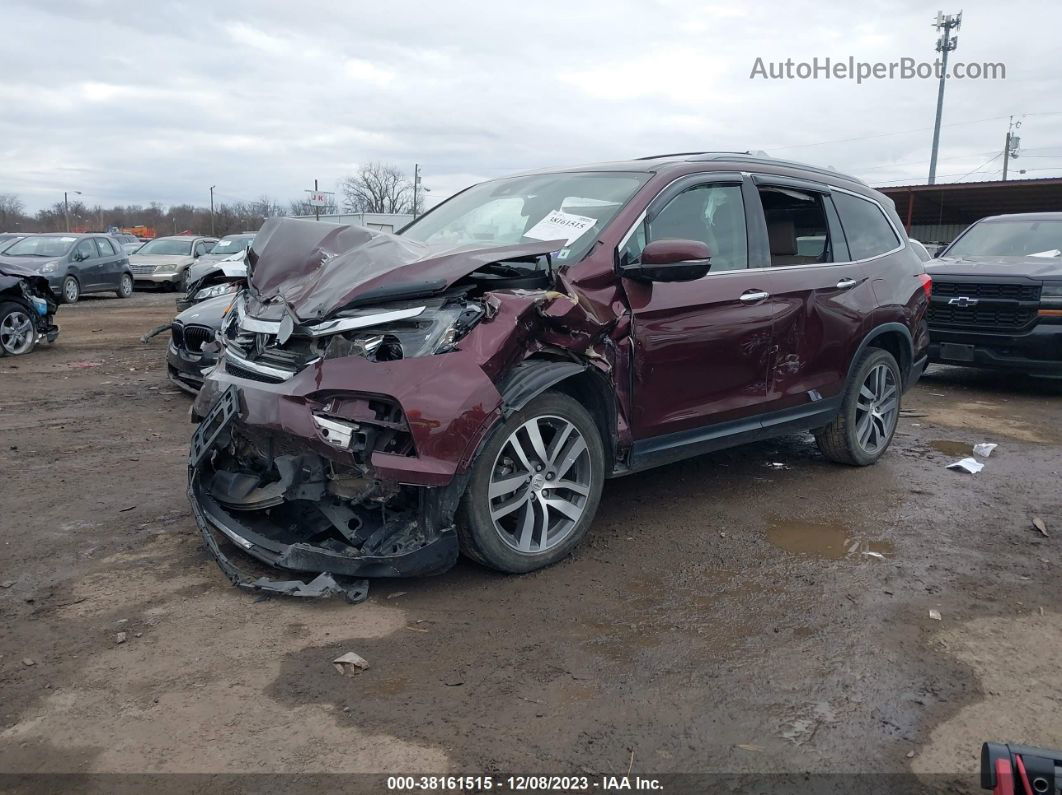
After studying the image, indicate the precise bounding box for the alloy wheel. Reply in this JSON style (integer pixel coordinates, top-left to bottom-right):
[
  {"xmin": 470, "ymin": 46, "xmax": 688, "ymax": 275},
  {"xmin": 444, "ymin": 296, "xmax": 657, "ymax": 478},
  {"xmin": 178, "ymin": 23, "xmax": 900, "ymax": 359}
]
[
  {"xmin": 63, "ymin": 277, "xmax": 79, "ymax": 303},
  {"xmin": 120, "ymin": 274, "xmax": 133, "ymax": 296},
  {"xmin": 854, "ymin": 363, "xmax": 898, "ymax": 455},
  {"xmin": 0, "ymin": 309, "xmax": 34, "ymax": 355},
  {"xmin": 488, "ymin": 415, "xmax": 592, "ymax": 554}
]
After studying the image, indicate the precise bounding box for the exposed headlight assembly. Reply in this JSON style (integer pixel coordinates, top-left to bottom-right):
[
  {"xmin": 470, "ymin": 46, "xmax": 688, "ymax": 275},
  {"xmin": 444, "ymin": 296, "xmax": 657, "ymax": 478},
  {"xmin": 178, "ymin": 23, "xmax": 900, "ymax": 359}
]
[{"xmin": 320, "ymin": 301, "xmax": 485, "ymax": 362}]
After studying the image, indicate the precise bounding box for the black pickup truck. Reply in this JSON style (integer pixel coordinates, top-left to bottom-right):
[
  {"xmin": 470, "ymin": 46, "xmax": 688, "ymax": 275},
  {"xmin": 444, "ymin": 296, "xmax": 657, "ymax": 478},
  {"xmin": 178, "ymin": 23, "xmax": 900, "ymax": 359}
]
[{"xmin": 926, "ymin": 213, "xmax": 1062, "ymax": 376}]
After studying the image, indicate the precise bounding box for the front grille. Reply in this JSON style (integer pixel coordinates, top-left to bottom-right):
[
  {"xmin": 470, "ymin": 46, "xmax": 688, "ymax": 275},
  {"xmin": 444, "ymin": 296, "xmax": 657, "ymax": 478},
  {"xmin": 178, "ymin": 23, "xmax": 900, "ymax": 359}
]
[
  {"xmin": 932, "ymin": 281, "xmax": 1041, "ymax": 301},
  {"xmin": 130, "ymin": 264, "xmax": 155, "ymax": 275},
  {"xmin": 183, "ymin": 324, "xmax": 215, "ymax": 353},
  {"xmin": 928, "ymin": 304, "xmax": 1038, "ymax": 330},
  {"xmin": 170, "ymin": 322, "xmax": 184, "ymax": 348}
]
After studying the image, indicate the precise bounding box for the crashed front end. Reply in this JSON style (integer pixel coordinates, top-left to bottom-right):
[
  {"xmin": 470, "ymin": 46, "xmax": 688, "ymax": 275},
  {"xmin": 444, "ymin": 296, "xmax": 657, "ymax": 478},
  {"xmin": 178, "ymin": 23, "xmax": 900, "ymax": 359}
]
[
  {"xmin": 189, "ymin": 293, "xmax": 495, "ymax": 600},
  {"xmin": 187, "ymin": 217, "xmax": 624, "ymax": 600}
]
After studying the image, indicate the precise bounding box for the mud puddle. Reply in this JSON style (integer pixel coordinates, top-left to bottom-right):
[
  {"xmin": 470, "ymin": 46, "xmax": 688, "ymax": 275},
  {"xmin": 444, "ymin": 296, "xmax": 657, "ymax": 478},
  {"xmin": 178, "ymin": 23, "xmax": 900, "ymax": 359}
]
[
  {"xmin": 927, "ymin": 440, "xmax": 974, "ymax": 457},
  {"xmin": 766, "ymin": 519, "xmax": 894, "ymax": 560}
]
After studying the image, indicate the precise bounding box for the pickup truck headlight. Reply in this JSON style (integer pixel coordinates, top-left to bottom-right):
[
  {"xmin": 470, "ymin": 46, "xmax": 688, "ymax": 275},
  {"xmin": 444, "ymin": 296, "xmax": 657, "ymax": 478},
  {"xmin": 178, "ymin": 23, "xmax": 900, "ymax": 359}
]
[
  {"xmin": 1041, "ymin": 283, "xmax": 1062, "ymax": 304},
  {"xmin": 193, "ymin": 282, "xmax": 240, "ymax": 301},
  {"xmin": 154, "ymin": 264, "xmax": 179, "ymax": 274}
]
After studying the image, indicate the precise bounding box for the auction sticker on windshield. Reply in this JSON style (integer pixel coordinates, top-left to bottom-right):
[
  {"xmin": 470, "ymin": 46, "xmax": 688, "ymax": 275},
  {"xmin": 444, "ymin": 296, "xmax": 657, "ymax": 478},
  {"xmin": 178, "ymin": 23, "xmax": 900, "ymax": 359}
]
[{"xmin": 523, "ymin": 210, "xmax": 597, "ymax": 245}]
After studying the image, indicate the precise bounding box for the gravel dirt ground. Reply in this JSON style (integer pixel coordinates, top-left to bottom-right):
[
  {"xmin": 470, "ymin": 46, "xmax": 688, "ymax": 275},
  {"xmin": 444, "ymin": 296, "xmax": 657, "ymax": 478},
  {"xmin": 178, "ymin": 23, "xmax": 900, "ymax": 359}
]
[{"xmin": 1, "ymin": 292, "xmax": 1060, "ymax": 790}]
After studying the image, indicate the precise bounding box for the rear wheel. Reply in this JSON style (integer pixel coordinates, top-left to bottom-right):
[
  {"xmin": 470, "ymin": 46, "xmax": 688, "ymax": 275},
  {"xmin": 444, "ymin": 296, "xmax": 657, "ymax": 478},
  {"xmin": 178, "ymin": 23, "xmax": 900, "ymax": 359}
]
[
  {"xmin": 60, "ymin": 275, "xmax": 80, "ymax": 304},
  {"xmin": 815, "ymin": 348, "xmax": 901, "ymax": 466},
  {"xmin": 116, "ymin": 273, "xmax": 133, "ymax": 298},
  {"xmin": 0, "ymin": 301, "xmax": 36, "ymax": 356},
  {"xmin": 457, "ymin": 391, "xmax": 605, "ymax": 573}
]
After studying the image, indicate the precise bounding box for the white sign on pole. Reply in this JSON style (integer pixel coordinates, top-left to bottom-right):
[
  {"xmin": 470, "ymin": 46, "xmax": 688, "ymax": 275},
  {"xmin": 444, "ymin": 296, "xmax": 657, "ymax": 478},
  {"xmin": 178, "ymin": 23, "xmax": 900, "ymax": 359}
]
[{"xmin": 307, "ymin": 191, "xmax": 329, "ymax": 207}]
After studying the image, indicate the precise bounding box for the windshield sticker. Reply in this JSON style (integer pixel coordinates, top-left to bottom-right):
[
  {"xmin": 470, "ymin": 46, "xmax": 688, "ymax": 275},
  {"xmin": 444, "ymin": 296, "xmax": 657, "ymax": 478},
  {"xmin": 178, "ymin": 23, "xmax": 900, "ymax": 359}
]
[
  {"xmin": 556, "ymin": 247, "xmax": 571, "ymax": 260},
  {"xmin": 1029, "ymin": 249, "xmax": 1061, "ymax": 258},
  {"xmin": 523, "ymin": 210, "xmax": 597, "ymax": 245}
]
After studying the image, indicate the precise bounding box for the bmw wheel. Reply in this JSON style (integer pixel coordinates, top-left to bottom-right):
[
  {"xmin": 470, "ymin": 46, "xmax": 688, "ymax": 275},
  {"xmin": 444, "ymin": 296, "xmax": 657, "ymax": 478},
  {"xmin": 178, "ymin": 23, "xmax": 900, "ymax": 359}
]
[{"xmin": 457, "ymin": 391, "xmax": 605, "ymax": 573}]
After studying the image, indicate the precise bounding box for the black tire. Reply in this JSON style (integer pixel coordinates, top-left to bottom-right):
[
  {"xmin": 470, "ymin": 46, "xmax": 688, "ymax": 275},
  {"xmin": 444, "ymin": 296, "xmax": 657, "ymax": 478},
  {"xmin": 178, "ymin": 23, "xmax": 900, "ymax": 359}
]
[
  {"xmin": 815, "ymin": 347, "xmax": 902, "ymax": 466},
  {"xmin": 60, "ymin": 275, "xmax": 80, "ymax": 304},
  {"xmin": 456, "ymin": 391, "xmax": 605, "ymax": 573},
  {"xmin": 0, "ymin": 301, "xmax": 37, "ymax": 356},
  {"xmin": 116, "ymin": 273, "xmax": 134, "ymax": 298}
]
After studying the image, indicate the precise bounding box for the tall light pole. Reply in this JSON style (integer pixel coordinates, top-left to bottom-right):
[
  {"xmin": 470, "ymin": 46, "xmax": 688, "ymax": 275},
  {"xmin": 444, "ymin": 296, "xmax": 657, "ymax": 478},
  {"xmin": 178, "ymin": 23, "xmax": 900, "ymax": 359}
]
[
  {"xmin": 64, "ymin": 190, "xmax": 82, "ymax": 232},
  {"xmin": 927, "ymin": 10, "xmax": 962, "ymax": 185},
  {"xmin": 413, "ymin": 163, "xmax": 420, "ymax": 218},
  {"xmin": 209, "ymin": 185, "xmax": 216, "ymax": 235}
]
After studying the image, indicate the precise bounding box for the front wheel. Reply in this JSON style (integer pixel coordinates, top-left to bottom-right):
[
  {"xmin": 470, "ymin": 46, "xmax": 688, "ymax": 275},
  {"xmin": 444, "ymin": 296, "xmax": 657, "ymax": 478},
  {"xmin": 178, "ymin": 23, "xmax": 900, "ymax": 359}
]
[
  {"xmin": 0, "ymin": 301, "xmax": 37, "ymax": 356},
  {"xmin": 815, "ymin": 348, "xmax": 901, "ymax": 466},
  {"xmin": 116, "ymin": 273, "xmax": 134, "ymax": 298},
  {"xmin": 457, "ymin": 391, "xmax": 605, "ymax": 573}
]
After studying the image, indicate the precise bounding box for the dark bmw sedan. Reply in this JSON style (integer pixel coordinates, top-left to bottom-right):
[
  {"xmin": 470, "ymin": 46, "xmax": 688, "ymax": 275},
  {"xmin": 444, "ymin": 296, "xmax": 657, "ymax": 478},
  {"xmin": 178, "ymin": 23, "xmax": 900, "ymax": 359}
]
[{"xmin": 0, "ymin": 233, "xmax": 134, "ymax": 303}]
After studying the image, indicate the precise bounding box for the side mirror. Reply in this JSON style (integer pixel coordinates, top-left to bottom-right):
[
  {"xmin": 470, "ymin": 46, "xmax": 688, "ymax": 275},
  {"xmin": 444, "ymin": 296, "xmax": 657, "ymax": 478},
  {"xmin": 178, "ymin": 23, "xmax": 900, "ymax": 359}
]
[{"xmin": 622, "ymin": 239, "xmax": 712, "ymax": 282}]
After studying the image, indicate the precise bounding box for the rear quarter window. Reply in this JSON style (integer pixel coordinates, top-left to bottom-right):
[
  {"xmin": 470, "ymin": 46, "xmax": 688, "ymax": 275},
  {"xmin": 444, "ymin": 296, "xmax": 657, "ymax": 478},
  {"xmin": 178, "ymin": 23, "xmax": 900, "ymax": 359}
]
[{"xmin": 833, "ymin": 192, "xmax": 900, "ymax": 260}]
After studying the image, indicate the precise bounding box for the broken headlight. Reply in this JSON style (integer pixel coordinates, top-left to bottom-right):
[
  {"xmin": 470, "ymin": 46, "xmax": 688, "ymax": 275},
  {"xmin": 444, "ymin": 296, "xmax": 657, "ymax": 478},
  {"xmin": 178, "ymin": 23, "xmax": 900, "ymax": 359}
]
[{"xmin": 321, "ymin": 301, "xmax": 484, "ymax": 362}]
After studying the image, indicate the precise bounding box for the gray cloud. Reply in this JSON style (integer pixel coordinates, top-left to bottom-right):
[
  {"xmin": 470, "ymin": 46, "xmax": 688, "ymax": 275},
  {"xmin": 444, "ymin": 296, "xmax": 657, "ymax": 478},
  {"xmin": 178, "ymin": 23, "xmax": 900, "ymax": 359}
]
[{"xmin": 2, "ymin": 0, "xmax": 1059, "ymax": 212}]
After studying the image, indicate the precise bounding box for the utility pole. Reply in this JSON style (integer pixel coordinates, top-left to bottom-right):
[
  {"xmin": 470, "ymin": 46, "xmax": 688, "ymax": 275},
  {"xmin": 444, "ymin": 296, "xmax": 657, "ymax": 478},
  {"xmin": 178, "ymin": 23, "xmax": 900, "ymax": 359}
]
[
  {"xmin": 314, "ymin": 179, "xmax": 319, "ymax": 221},
  {"xmin": 63, "ymin": 190, "xmax": 81, "ymax": 232},
  {"xmin": 927, "ymin": 10, "xmax": 962, "ymax": 185},
  {"xmin": 1002, "ymin": 116, "xmax": 1021, "ymax": 181},
  {"xmin": 209, "ymin": 185, "xmax": 216, "ymax": 235},
  {"xmin": 413, "ymin": 163, "xmax": 420, "ymax": 219}
]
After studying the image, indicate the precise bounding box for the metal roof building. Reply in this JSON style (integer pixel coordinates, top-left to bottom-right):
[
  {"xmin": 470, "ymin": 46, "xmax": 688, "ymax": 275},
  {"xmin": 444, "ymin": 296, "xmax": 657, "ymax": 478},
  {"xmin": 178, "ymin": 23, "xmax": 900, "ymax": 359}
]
[{"xmin": 876, "ymin": 177, "xmax": 1062, "ymax": 245}]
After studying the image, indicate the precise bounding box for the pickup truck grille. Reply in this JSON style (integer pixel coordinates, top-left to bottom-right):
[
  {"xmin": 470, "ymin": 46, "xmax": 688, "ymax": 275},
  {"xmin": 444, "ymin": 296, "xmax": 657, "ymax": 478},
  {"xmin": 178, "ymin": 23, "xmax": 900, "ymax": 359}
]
[
  {"xmin": 928, "ymin": 279, "xmax": 1041, "ymax": 332},
  {"xmin": 932, "ymin": 281, "xmax": 1041, "ymax": 301}
]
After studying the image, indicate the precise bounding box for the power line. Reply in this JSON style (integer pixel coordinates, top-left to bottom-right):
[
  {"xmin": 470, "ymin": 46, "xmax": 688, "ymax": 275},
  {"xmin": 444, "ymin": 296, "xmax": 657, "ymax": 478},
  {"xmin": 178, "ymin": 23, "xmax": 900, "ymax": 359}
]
[{"xmin": 955, "ymin": 152, "xmax": 1004, "ymax": 183}]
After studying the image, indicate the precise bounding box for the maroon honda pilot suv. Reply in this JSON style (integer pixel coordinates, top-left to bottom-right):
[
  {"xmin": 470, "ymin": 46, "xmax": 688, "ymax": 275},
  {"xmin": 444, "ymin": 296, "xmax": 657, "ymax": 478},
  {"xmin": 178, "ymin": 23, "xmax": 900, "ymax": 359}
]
[{"xmin": 189, "ymin": 153, "xmax": 931, "ymax": 599}]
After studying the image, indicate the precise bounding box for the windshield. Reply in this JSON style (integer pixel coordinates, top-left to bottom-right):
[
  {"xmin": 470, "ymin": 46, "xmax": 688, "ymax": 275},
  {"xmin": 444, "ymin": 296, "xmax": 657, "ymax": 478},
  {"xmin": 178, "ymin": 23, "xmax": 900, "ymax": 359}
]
[
  {"xmin": 946, "ymin": 219, "xmax": 1062, "ymax": 258},
  {"xmin": 136, "ymin": 238, "xmax": 193, "ymax": 256},
  {"xmin": 401, "ymin": 171, "xmax": 651, "ymax": 263},
  {"xmin": 208, "ymin": 236, "xmax": 252, "ymax": 254},
  {"xmin": 4, "ymin": 235, "xmax": 77, "ymax": 257}
]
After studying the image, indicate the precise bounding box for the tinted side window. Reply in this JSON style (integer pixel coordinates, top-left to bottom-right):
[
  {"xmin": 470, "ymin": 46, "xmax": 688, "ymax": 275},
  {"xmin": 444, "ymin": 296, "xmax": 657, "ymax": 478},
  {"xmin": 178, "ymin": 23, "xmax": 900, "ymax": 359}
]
[
  {"xmin": 833, "ymin": 192, "xmax": 900, "ymax": 260},
  {"xmin": 623, "ymin": 184, "xmax": 748, "ymax": 273},
  {"xmin": 75, "ymin": 239, "xmax": 97, "ymax": 260},
  {"xmin": 756, "ymin": 186, "xmax": 832, "ymax": 266}
]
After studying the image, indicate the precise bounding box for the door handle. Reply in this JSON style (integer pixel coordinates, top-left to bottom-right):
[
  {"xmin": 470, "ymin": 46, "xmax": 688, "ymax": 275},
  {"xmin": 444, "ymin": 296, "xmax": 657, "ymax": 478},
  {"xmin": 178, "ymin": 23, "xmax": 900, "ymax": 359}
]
[
  {"xmin": 739, "ymin": 290, "xmax": 770, "ymax": 303},
  {"xmin": 836, "ymin": 278, "xmax": 857, "ymax": 290}
]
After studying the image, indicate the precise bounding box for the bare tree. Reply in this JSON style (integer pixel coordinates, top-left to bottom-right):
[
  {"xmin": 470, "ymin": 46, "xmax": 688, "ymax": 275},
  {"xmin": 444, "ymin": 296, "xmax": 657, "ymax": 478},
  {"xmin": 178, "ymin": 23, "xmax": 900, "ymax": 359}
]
[
  {"xmin": 341, "ymin": 162, "xmax": 413, "ymax": 214},
  {"xmin": 0, "ymin": 194, "xmax": 26, "ymax": 231}
]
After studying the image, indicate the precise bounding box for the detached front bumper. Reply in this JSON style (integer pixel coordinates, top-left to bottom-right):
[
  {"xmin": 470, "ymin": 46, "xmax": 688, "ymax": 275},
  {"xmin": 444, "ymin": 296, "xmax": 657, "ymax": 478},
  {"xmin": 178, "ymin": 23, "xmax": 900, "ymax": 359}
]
[{"xmin": 186, "ymin": 360, "xmax": 496, "ymax": 593}]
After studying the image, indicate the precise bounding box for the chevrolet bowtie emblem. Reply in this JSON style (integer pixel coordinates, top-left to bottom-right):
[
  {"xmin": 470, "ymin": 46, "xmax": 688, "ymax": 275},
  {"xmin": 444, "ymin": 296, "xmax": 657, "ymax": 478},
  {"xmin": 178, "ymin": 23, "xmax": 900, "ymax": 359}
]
[{"xmin": 948, "ymin": 296, "xmax": 978, "ymax": 308}]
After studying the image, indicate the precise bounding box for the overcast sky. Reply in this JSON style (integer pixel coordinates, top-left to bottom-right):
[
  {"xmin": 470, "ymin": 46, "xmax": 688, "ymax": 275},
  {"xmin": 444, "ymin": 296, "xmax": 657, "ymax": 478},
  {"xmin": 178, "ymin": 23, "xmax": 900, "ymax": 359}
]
[{"xmin": 3, "ymin": 0, "xmax": 1060, "ymax": 213}]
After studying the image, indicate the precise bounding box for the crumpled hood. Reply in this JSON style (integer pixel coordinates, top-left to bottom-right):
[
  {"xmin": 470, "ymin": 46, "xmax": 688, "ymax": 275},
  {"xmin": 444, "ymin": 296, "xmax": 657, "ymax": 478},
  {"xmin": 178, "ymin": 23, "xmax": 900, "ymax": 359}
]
[
  {"xmin": 0, "ymin": 257, "xmax": 58, "ymax": 275},
  {"xmin": 0, "ymin": 260, "xmax": 40, "ymax": 278},
  {"xmin": 246, "ymin": 217, "xmax": 564, "ymax": 321},
  {"xmin": 927, "ymin": 255, "xmax": 1062, "ymax": 280}
]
